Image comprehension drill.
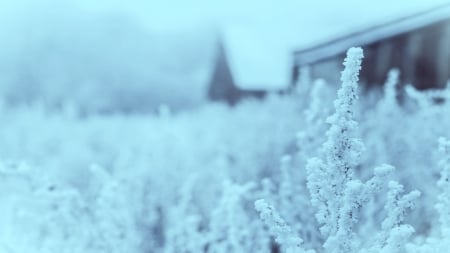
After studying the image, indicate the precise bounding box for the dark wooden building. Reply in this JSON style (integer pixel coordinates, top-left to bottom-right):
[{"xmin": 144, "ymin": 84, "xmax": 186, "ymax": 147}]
[{"xmin": 293, "ymin": 4, "xmax": 450, "ymax": 90}]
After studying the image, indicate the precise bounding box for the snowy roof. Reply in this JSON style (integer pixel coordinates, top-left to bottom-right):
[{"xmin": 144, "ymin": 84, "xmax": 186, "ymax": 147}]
[
  {"xmin": 219, "ymin": 0, "xmax": 450, "ymax": 90},
  {"xmin": 294, "ymin": 3, "xmax": 450, "ymax": 66}
]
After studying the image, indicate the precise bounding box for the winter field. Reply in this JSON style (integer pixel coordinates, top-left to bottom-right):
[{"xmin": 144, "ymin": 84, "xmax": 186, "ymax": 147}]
[
  {"xmin": 2, "ymin": 1, "xmax": 450, "ymax": 253},
  {"xmin": 0, "ymin": 47, "xmax": 450, "ymax": 253}
]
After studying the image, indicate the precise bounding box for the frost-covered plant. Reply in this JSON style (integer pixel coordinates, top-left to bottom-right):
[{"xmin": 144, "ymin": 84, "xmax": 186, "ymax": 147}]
[
  {"xmin": 369, "ymin": 181, "xmax": 420, "ymax": 253},
  {"xmin": 436, "ymin": 137, "xmax": 450, "ymax": 236},
  {"xmin": 403, "ymin": 84, "xmax": 450, "ymax": 112},
  {"xmin": 379, "ymin": 68, "xmax": 400, "ymax": 113},
  {"xmin": 164, "ymin": 176, "xmax": 206, "ymax": 253},
  {"xmin": 405, "ymin": 85, "xmax": 433, "ymax": 109},
  {"xmin": 296, "ymin": 65, "xmax": 313, "ymax": 104},
  {"xmin": 0, "ymin": 161, "xmax": 159, "ymax": 253},
  {"xmin": 304, "ymin": 79, "xmax": 333, "ymax": 124},
  {"xmin": 256, "ymin": 155, "xmax": 321, "ymax": 249},
  {"xmin": 207, "ymin": 181, "xmax": 269, "ymax": 253},
  {"xmin": 278, "ymin": 155, "xmax": 321, "ymax": 246},
  {"xmin": 306, "ymin": 47, "xmax": 366, "ymax": 253},
  {"xmin": 361, "ymin": 68, "xmax": 406, "ymax": 172},
  {"xmin": 87, "ymin": 164, "xmax": 146, "ymax": 253},
  {"xmin": 306, "ymin": 48, "xmax": 418, "ymax": 253},
  {"xmin": 404, "ymin": 138, "xmax": 450, "ymax": 253},
  {"xmin": 399, "ymin": 84, "xmax": 449, "ymax": 202},
  {"xmin": 297, "ymin": 79, "xmax": 334, "ymax": 162},
  {"xmin": 255, "ymin": 199, "xmax": 314, "ymax": 253}
]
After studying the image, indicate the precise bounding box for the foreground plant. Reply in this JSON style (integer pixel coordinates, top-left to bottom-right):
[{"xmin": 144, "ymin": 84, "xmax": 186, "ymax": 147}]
[{"xmin": 256, "ymin": 47, "xmax": 420, "ymax": 253}]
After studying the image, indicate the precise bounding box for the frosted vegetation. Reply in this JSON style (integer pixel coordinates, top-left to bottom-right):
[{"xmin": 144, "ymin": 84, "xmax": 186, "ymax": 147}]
[{"xmin": 1, "ymin": 47, "xmax": 450, "ymax": 253}]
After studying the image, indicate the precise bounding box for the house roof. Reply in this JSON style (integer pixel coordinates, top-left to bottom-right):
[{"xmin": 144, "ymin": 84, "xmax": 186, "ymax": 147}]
[
  {"xmin": 294, "ymin": 3, "xmax": 450, "ymax": 66},
  {"xmin": 219, "ymin": 0, "xmax": 450, "ymax": 90}
]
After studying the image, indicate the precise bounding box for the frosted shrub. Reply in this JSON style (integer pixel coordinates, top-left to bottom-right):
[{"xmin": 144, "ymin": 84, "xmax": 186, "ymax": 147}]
[
  {"xmin": 405, "ymin": 85, "xmax": 433, "ymax": 110},
  {"xmin": 306, "ymin": 48, "xmax": 402, "ymax": 253},
  {"xmin": 164, "ymin": 176, "xmax": 205, "ymax": 253},
  {"xmin": 304, "ymin": 79, "xmax": 333, "ymax": 124},
  {"xmin": 297, "ymin": 78, "xmax": 334, "ymax": 162},
  {"xmin": 87, "ymin": 164, "xmax": 144, "ymax": 253},
  {"xmin": 306, "ymin": 49, "xmax": 366, "ymax": 250},
  {"xmin": 307, "ymin": 48, "xmax": 417, "ymax": 253},
  {"xmin": 253, "ymin": 48, "xmax": 422, "ymax": 253},
  {"xmin": 382, "ymin": 69, "xmax": 400, "ymax": 107},
  {"xmin": 296, "ymin": 66, "xmax": 312, "ymax": 107},
  {"xmin": 278, "ymin": 155, "xmax": 321, "ymax": 246},
  {"xmin": 256, "ymin": 155, "xmax": 321, "ymax": 250},
  {"xmin": 0, "ymin": 161, "xmax": 157, "ymax": 253},
  {"xmin": 206, "ymin": 181, "xmax": 269, "ymax": 253},
  {"xmin": 400, "ymin": 84, "xmax": 449, "ymax": 208},
  {"xmin": 436, "ymin": 137, "xmax": 450, "ymax": 236},
  {"xmin": 370, "ymin": 181, "xmax": 420, "ymax": 253},
  {"xmin": 360, "ymin": 69, "xmax": 409, "ymax": 181},
  {"xmin": 255, "ymin": 199, "xmax": 313, "ymax": 253},
  {"xmin": 0, "ymin": 163, "xmax": 91, "ymax": 252},
  {"xmin": 405, "ymin": 138, "xmax": 450, "ymax": 252},
  {"xmin": 375, "ymin": 68, "xmax": 401, "ymax": 117}
]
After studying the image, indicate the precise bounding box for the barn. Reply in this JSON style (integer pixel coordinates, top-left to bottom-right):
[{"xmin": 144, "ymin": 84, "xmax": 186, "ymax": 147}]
[
  {"xmin": 209, "ymin": 2, "xmax": 450, "ymax": 104},
  {"xmin": 293, "ymin": 3, "xmax": 450, "ymax": 90}
]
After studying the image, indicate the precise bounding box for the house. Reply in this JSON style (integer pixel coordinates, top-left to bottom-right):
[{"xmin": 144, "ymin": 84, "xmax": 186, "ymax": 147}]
[
  {"xmin": 293, "ymin": 3, "xmax": 450, "ymax": 90},
  {"xmin": 209, "ymin": 1, "xmax": 450, "ymax": 104}
]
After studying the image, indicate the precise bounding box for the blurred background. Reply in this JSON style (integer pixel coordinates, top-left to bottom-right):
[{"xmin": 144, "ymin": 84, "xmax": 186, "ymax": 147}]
[{"xmin": 0, "ymin": 0, "xmax": 448, "ymax": 113}]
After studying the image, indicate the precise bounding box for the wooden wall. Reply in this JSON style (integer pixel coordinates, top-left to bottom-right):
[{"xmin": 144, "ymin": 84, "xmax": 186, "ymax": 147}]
[{"xmin": 296, "ymin": 19, "xmax": 450, "ymax": 90}]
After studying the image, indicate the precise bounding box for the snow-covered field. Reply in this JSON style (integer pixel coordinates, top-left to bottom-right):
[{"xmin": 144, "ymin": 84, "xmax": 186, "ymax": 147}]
[
  {"xmin": 1, "ymin": 1, "xmax": 450, "ymax": 252},
  {"xmin": 0, "ymin": 47, "xmax": 450, "ymax": 252}
]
